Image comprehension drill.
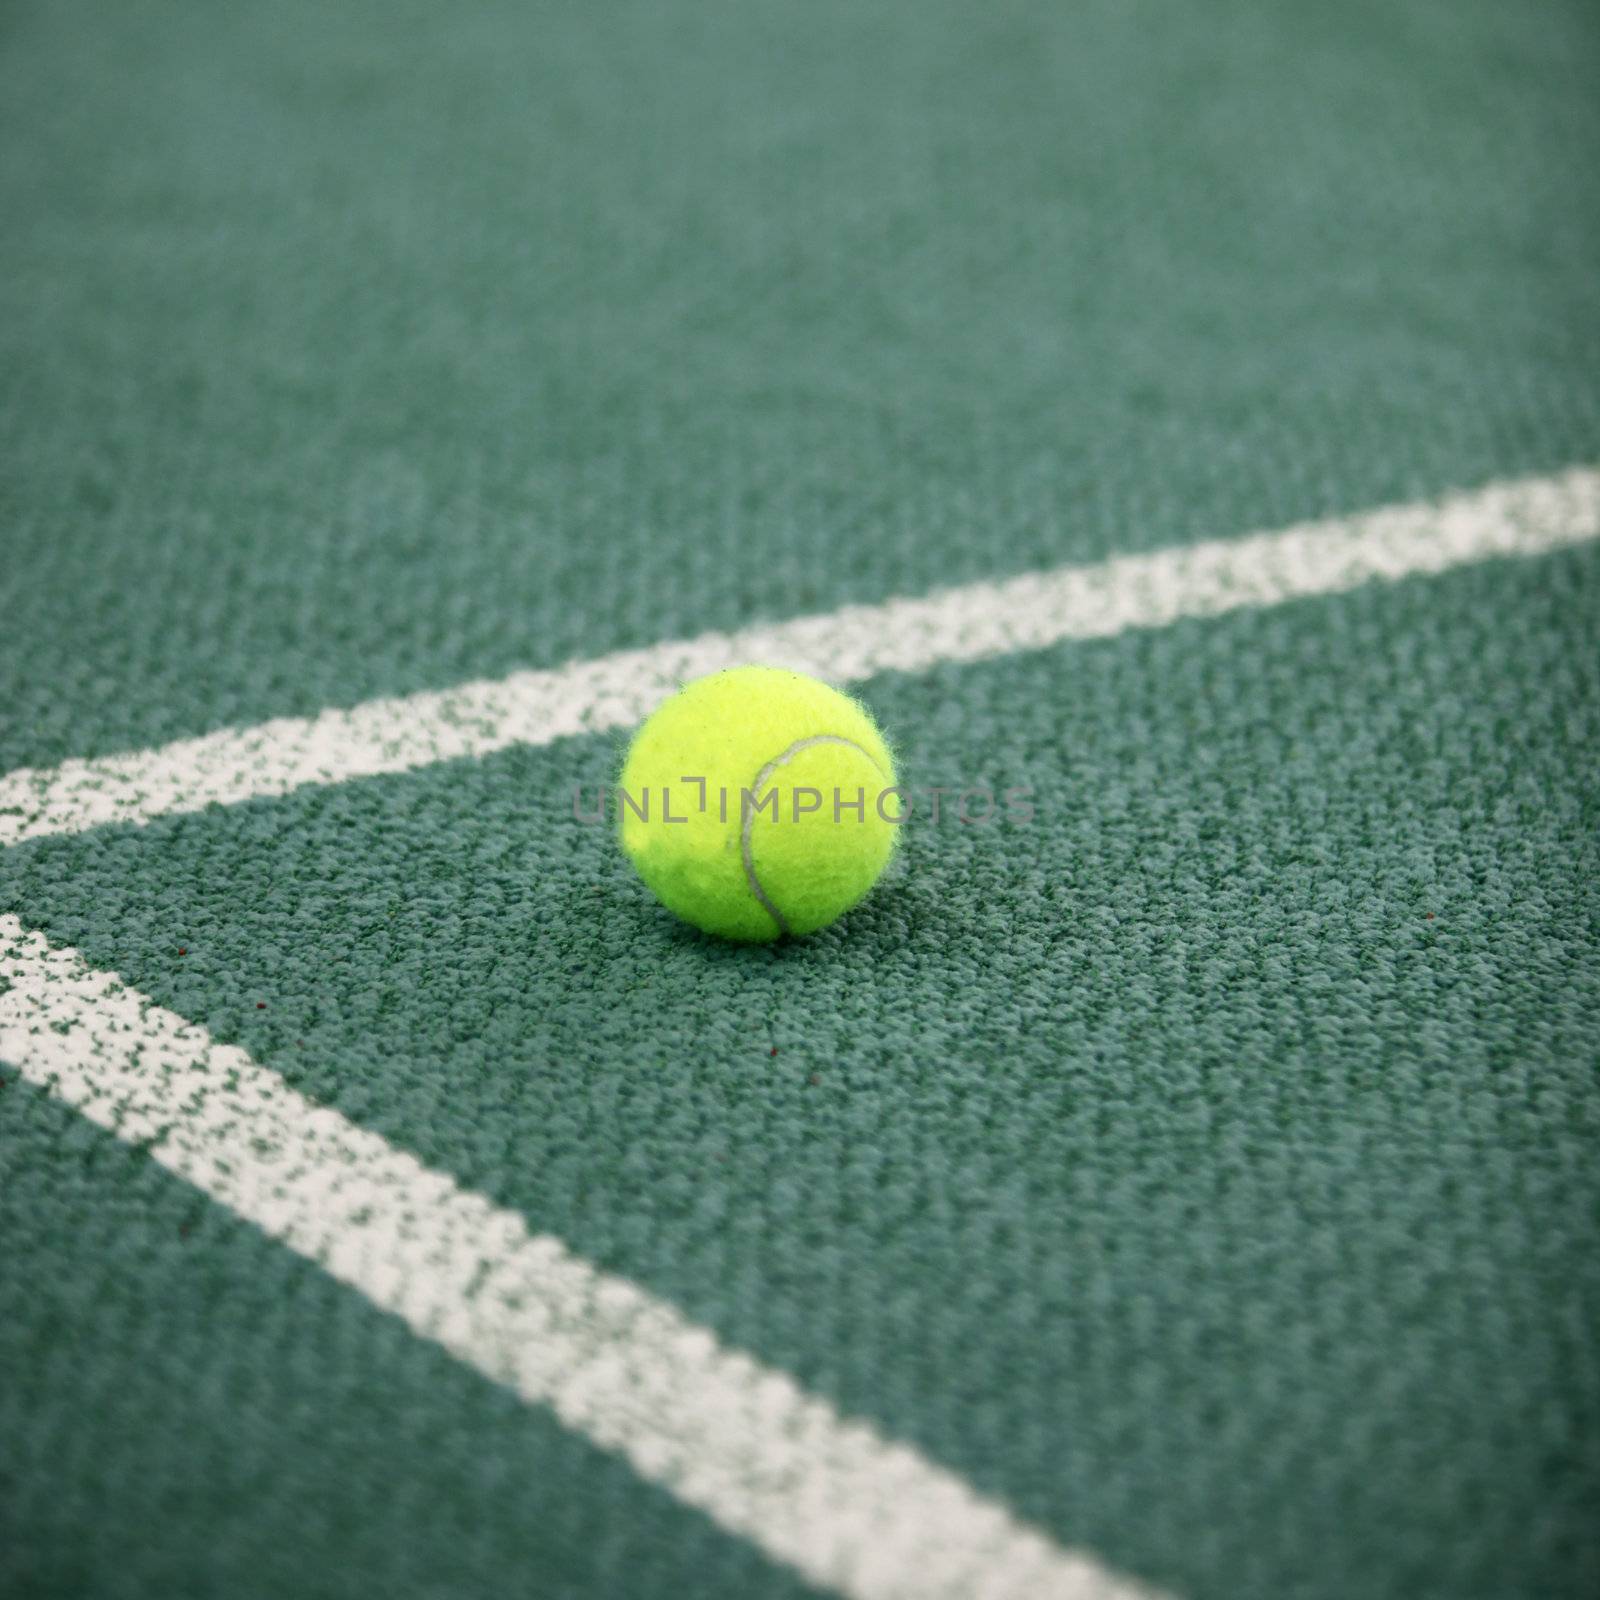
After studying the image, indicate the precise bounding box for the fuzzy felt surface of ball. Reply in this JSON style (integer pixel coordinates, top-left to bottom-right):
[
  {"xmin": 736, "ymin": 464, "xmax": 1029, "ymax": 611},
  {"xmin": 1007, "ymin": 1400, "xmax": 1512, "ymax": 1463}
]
[{"xmin": 619, "ymin": 666, "xmax": 900, "ymax": 941}]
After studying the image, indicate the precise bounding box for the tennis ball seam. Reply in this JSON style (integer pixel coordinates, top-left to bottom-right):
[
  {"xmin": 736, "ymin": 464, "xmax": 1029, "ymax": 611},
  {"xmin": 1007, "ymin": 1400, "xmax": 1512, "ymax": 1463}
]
[{"xmin": 739, "ymin": 733, "xmax": 891, "ymax": 937}]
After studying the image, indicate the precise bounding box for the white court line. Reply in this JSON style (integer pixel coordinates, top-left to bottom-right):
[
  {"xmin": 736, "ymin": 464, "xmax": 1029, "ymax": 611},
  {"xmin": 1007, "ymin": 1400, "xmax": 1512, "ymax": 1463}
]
[
  {"xmin": 3, "ymin": 465, "xmax": 1596, "ymax": 846},
  {"xmin": 0, "ymin": 915, "xmax": 1164, "ymax": 1600}
]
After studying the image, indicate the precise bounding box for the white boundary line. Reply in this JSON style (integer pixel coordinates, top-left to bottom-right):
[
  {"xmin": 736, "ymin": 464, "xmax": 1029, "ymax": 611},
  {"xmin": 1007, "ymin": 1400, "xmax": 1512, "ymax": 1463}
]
[
  {"xmin": 3, "ymin": 465, "xmax": 1596, "ymax": 846},
  {"xmin": 0, "ymin": 915, "xmax": 1164, "ymax": 1600}
]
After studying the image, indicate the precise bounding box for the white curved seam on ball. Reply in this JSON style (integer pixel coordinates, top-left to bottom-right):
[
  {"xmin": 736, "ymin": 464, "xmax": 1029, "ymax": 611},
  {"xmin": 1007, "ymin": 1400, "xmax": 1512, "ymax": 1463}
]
[{"xmin": 740, "ymin": 734, "xmax": 890, "ymax": 937}]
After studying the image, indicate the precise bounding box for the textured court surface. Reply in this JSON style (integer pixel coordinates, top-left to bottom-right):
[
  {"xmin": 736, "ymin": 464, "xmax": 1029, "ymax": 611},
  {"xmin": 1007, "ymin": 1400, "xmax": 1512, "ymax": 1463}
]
[{"xmin": 3, "ymin": 3, "xmax": 1599, "ymax": 1598}]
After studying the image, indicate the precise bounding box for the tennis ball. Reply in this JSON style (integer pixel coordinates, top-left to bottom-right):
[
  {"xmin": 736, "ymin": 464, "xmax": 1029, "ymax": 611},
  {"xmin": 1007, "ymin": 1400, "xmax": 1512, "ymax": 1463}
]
[{"xmin": 619, "ymin": 666, "xmax": 900, "ymax": 941}]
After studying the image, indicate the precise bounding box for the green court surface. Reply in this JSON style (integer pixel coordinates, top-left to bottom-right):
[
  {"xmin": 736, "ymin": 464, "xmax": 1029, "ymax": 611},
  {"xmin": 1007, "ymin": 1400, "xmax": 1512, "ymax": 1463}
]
[{"xmin": 2, "ymin": 3, "xmax": 1598, "ymax": 1598}]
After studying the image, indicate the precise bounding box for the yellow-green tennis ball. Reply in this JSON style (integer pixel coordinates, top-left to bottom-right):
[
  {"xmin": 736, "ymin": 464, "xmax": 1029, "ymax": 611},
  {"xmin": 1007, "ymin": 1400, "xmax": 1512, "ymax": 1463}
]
[{"xmin": 619, "ymin": 666, "xmax": 900, "ymax": 941}]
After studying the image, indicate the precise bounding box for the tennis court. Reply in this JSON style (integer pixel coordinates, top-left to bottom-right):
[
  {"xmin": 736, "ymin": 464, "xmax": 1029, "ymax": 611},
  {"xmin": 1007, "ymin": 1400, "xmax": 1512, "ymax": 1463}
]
[{"xmin": 3, "ymin": 4, "xmax": 1598, "ymax": 1597}]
